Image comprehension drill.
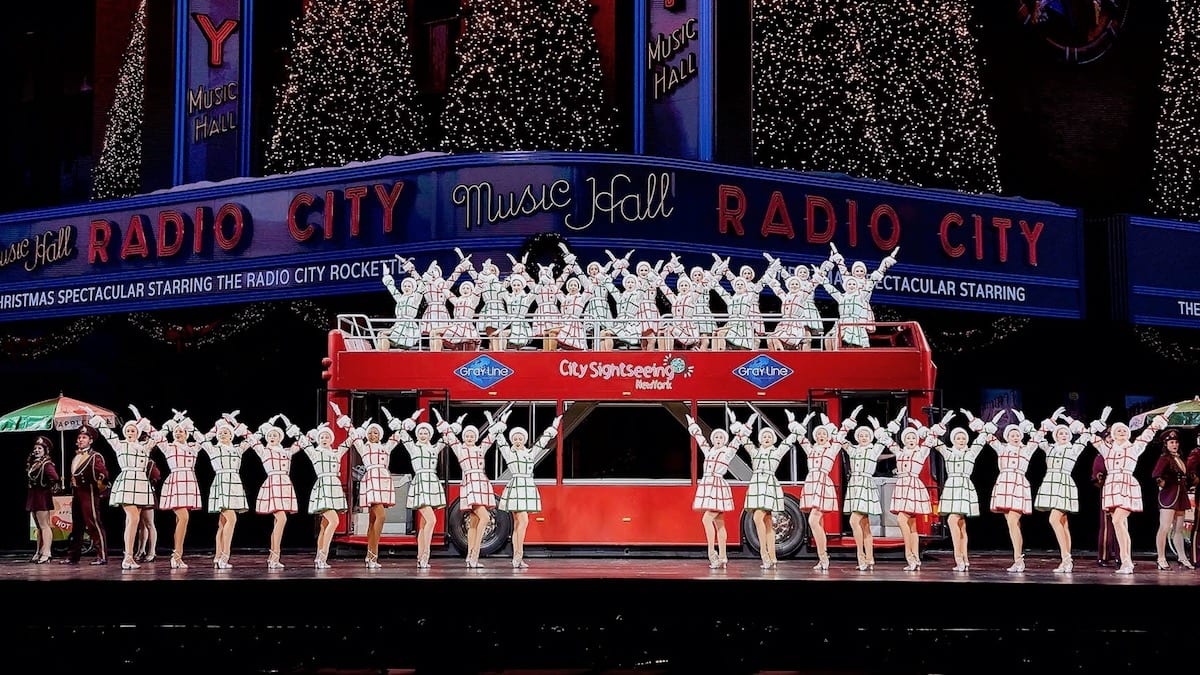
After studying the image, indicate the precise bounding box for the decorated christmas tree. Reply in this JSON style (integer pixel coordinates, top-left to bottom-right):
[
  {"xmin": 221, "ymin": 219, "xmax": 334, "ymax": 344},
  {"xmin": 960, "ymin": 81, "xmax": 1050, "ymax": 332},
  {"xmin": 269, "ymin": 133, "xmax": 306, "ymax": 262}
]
[
  {"xmin": 92, "ymin": 0, "xmax": 147, "ymax": 201},
  {"xmin": 863, "ymin": 0, "xmax": 1001, "ymax": 193},
  {"xmin": 1152, "ymin": 0, "xmax": 1200, "ymax": 221},
  {"xmin": 752, "ymin": 0, "xmax": 880, "ymax": 177},
  {"xmin": 752, "ymin": 0, "xmax": 1000, "ymax": 194},
  {"xmin": 442, "ymin": 0, "xmax": 616, "ymax": 152},
  {"xmin": 265, "ymin": 0, "xmax": 428, "ymax": 175}
]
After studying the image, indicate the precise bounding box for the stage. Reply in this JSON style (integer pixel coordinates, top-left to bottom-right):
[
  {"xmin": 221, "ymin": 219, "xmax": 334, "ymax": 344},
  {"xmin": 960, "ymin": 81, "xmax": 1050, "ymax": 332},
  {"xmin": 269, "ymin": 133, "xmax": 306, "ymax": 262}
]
[{"xmin": 3, "ymin": 549, "xmax": 1197, "ymax": 674}]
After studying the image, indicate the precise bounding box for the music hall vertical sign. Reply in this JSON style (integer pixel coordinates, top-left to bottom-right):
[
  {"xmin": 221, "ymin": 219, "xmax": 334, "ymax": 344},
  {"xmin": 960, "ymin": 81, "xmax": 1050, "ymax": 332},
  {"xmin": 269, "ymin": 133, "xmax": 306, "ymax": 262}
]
[
  {"xmin": 638, "ymin": 0, "xmax": 712, "ymax": 160},
  {"xmin": 173, "ymin": 0, "xmax": 252, "ymax": 185}
]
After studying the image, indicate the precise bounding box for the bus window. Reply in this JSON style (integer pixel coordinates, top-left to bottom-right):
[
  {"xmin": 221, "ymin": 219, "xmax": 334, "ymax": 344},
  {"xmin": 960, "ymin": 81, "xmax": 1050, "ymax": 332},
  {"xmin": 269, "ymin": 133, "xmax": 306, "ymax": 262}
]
[{"xmin": 563, "ymin": 403, "xmax": 691, "ymax": 480}]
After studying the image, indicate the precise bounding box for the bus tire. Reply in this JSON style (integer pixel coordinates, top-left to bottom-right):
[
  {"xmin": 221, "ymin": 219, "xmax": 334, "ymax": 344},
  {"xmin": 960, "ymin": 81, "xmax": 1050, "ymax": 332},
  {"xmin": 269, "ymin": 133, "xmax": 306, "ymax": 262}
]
[
  {"xmin": 446, "ymin": 499, "xmax": 513, "ymax": 557},
  {"xmin": 741, "ymin": 496, "xmax": 808, "ymax": 559}
]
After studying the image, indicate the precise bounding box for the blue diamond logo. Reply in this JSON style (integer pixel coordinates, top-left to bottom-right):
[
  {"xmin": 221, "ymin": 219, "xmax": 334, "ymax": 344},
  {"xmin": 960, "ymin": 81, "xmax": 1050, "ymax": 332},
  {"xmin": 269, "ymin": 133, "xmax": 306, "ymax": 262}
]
[
  {"xmin": 733, "ymin": 355, "xmax": 793, "ymax": 389},
  {"xmin": 455, "ymin": 355, "xmax": 514, "ymax": 389}
]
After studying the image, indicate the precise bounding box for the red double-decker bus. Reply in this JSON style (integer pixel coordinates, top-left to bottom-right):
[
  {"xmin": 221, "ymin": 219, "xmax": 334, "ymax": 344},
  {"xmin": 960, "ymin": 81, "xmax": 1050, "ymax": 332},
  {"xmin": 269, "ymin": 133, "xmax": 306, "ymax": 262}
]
[{"xmin": 324, "ymin": 316, "xmax": 941, "ymax": 559}]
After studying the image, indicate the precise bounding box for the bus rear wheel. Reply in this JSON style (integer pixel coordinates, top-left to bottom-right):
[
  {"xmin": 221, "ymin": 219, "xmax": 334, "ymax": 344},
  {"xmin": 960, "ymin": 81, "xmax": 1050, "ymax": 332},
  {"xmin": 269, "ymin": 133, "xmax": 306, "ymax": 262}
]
[
  {"xmin": 446, "ymin": 499, "xmax": 513, "ymax": 557},
  {"xmin": 741, "ymin": 495, "xmax": 808, "ymax": 559}
]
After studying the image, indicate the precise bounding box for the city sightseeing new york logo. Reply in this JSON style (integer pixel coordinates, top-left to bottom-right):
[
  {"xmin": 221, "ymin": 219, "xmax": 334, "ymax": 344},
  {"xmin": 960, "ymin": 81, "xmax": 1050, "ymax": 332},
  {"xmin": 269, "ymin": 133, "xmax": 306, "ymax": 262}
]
[
  {"xmin": 733, "ymin": 355, "xmax": 793, "ymax": 389},
  {"xmin": 455, "ymin": 355, "xmax": 514, "ymax": 389}
]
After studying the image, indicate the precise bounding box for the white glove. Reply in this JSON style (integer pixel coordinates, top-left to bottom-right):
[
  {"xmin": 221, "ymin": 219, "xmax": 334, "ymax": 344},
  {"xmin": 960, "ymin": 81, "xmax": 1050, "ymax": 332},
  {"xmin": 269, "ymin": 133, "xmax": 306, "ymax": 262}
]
[
  {"xmin": 968, "ymin": 416, "xmax": 985, "ymax": 433},
  {"xmin": 192, "ymin": 430, "xmax": 206, "ymax": 444},
  {"xmin": 1040, "ymin": 417, "xmax": 1056, "ymax": 433},
  {"xmin": 685, "ymin": 413, "xmax": 701, "ymax": 436},
  {"xmin": 336, "ymin": 415, "xmax": 353, "ymax": 430},
  {"xmin": 546, "ymin": 417, "xmax": 561, "ymax": 438},
  {"xmin": 403, "ymin": 408, "xmax": 422, "ymax": 432},
  {"xmin": 729, "ymin": 421, "xmax": 745, "ymax": 437},
  {"xmin": 1068, "ymin": 419, "xmax": 1085, "ymax": 434},
  {"xmin": 450, "ymin": 414, "xmax": 466, "ymax": 436},
  {"xmin": 940, "ymin": 411, "xmax": 955, "ymax": 428},
  {"xmin": 286, "ymin": 424, "xmax": 301, "ymax": 439},
  {"xmin": 874, "ymin": 427, "xmax": 890, "ymax": 443},
  {"xmin": 432, "ymin": 408, "xmax": 449, "ymax": 433},
  {"xmin": 929, "ymin": 424, "xmax": 946, "ymax": 438},
  {"xmin": 1018, "ymin": 418, "xmax": 1035, "ymax": 435},
  {"xmin": 867, "ymin": 415, "xmax": 881, "ymax": 430},
  {"xmin": 1089, "ymin": 418, "xmax": 1107, "ymax": 434},
  {"xmin": 819, "ymin": 413, "xmax": 831, "ymax": 427},
  {"xmin": 887, "ymin": 407, "xmax": 908, "ymax": 434}
]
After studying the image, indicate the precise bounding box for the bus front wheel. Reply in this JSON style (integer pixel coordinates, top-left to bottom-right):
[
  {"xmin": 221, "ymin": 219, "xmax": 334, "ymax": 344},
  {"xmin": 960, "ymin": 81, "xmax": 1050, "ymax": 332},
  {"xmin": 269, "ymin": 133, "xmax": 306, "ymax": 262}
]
[
  {"xmin": 446, "ymin": 498, "xmax": 513, "ymax": 557},
  {"xmin": 741, "ymin": 495, "xmax": 808, "ymax": 559}
]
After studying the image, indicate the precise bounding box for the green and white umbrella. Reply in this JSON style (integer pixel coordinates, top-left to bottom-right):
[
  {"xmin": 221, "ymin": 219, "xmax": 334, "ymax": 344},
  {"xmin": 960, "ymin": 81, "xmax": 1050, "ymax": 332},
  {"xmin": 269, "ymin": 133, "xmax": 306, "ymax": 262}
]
[
  {"xmin": 0, "ymin": 394, "xmax": 117, "ymax": 486},
  {"xmin": 1129, "ymin": 396, "xmax": 1200, "ymax": 431}
]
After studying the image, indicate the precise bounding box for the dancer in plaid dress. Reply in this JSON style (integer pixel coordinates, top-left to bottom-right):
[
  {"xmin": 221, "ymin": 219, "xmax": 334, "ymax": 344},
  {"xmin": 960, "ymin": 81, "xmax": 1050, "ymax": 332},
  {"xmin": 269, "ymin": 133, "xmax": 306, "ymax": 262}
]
[
  {"xmin": 1150, "ymin": 428, "xmax": 1193, "ymax": 570},
  {"xmin": 688, "ymin": 254, "xmax": 729, "ymax": 350},
  {"xmin": 686, "ymin": 413, "xmax": 750, "ymax": 568},
  {"xmin": 830, "ymin": 244, "xmax": 898, "ymax": 332},
  {"xmin": 154, "ymin": 410, "xmax": 203, "ymax": 569},
  {"xmin": 606, "ymin": 273, "xmax": 652, "ymax": 348},
  {"xmin": 436, "ymin": 409, "xmax": 500, "ymax": 568},
  {"xmin": 725, "ymin": 263, "xmax": 768, "ymax": 338},
  {"xmin": 930, "ymin": 410, "xmax": 998, "ymax": 572},
  {"xmin": 380, "ymin": 264, "xmax": 424, "ymax": 350},
  {"xmin": 200, "ymin": 412, "xmax": 253, "ymax": 569},
  {"xmin": 343, "ymin": 408, "xmax": 401, "ymax": 570},
  {"xmin": 90, "ymin": 406, "xmax": 156, "ymax": 570},
  {"xmin": 250, "ymin": 416, "xmax": 303, "ymax": 570},
  {"xmin": 498, "ymin": 275, "xmax": 536, "ymax": 349},
  {"xmin": 765, "ymin": 263, "xmax": 823, "ymax": 351},
  {"xmin": 737, "ymin": 411, "xmax": 801, "ymax": 569},
  {"xmin": 557, "ymin": 277, "xmax": 608, "ymax": 351},
  {"xmin": 988, "ymin": 411, "xmax": 1043, "ymax": 573},
  {"xmin": 843, "ymin": 417, "xmax": 893, "ymax": 571},
  {"xmin": 797, "ymin": 413, "xmax": 845, "ymax": 570},
  {"xmin": 444, "ymin": 279, "xmax": 482, "ymax": 351},
  {"xmin": 1092, "ymin": 405, "xmax": 1173, "ymax": 574},
  {"xmin": 815, "ymin": 265, "xmax": 871, "ymax": 349},
  {"xmin": 405, "ymin": 258, "xmax": 465, "ymax": 352},
  {"xmin": 395, "ymin": 410, "xmax": 446, "ymax": 568},
  {"xmin": 620, "ymin": 258, "xmax": 667, "ymax": 349},
  {"xmin": 298, "ymin": 420, "xmax": 350, "ymax": 570},
  {"xmin": 1034, "ymin": 408, "xmax": 1092, "ymax": 574},
  {"xmin": 658, "ymin": 270, "xmax": 703, "ymax": 350},
  {"xmin": 876, "ymin": 408, "xmax": 932, "ymax": 570},
  {"xmin": 496, "ymin": 413, "xmax": 560, "ymax": 569},
  {"xmin": 712, "ymin": 277, "xmax": 759, "ymax": 350},
  {"xmin": 529, "ymin": 256, "xmax": 575, "ymax": 350},
  {"xmin": 466, "ymin": 258, "xmax": 507, "ymax": 350},
  {"xmin": 580, "ymin": 258, "xmax": 616, "ymax": 348}
]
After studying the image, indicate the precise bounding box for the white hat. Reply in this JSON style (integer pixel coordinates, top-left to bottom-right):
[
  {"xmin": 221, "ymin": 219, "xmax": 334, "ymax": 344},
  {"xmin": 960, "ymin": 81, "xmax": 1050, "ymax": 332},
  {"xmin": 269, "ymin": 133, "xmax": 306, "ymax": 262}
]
[
  {"xmin": 509, "ymin": 426, "xmax": 528, "ymax": 443},
  {"xmin": 1003, "ymin": 424, "xmax": 1022, "ymax": 438},
  {"xmin": 415, "ymin": 422, "xmax": 434, "ymax": 438},
  {"xmin": 757, "ymin": 427, "xmax": 777, "ymax": 444},
  {"xmin": 900, "ymin": 427, "xmax": 920, "ymax": 443},
  {"xmin": 366, "ymin": 423, "xmax": 384, "ymax": 438},
  {"xmin": 122, "ymin": 420, "xmax": 139, "ymax": 434},
  {"xmin": 710, "ymin": 428, "xmax": 729, "ymax": 444},
  {"xmin": 949, "ymin": 427, "xmax": 970, "ymax": 444},
  {"xmin": 462, "ymin": 425, "xmax": 479, "ymax": 439}
]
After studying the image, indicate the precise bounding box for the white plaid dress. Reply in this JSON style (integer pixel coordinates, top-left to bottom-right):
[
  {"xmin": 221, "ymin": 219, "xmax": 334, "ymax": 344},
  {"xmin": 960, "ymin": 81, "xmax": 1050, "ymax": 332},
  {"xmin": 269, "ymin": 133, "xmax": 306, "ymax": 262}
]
[
  {"xmin": 581, "ymin": 273, "xmax": 614, "ymax": 331},
  {"xmin": 102, "ymin": 430, "xmax": 156, "ymax": 508},
  {"xmin": 201, "ymin": 441, "xmax": 250, "ymax": 513},
  {"xmin": 253, "ymin": 443, "xmax": 299, "ymax": 514},
  {"xmin": 157, "ymin": 441, "xmax": 202, "ymax": 510},
  {"xmin": 843, "ymin": 443, "xmax": 886, "ymax": 515},
  {"xmin": 821, "ymin": 283, "xmax": 870, "ymax": 348},
  {"xmin": 713, "ymin": 286, "xmax": 758, "ymax": 349},
  {"xmin": 936, "ymin": 443, "xmax": 984, "ymax": 517},
  {"xmin": 889, "ymin": 445, "xmax": 932, "ymax": 515},
  {"xmin": 449, "ymin": 435, "xmax": 497, "ymax": 509},
  {"xmin": 499, "ymin": 432, "xmax": 554, "ymax": 512},
  {"xmin": 1034, "ymin": 440, "xmax": 1087, "ymax": 513},
  {"xmin": 743, "ymin": 436, "xmax": 796, "ymax": 513},
  {"xmin": 384, "ymin": 282, "xmax": 424, "ymax": 349},
  {"xmin": 530, "ymin": 274, "xmax": 567, "ymax": 336},
  {"xmin": 419, "ymin": 273, "xmax": 453, "ymax": 333},
  {"xmin": 501, "ymin": 291, "xmax": 536, "ymax": 347},
  {"xmin": 661, "ymin": 285, "xmax": 701, "ymax": 347},
  {"xmin": 1094, "ymin": 435, "xmax": 1153, "ymax": 513},
  {"xmin": 556, "ymin": 291, "xmax": 593, "ymax": 350},
  {"xmin": 444, "ymin": 290, "xmax": 482, "ymax": 345},
  {"xmin": 798, "ymin": 441, "xmax": 842, "ymax": 512},
  {"xmin": 354, "ymin": 438, "xmax": 398, "ymax": 507},
  {"xmin": 989, "ymin": 441, "xmax": 1038, "ymax": 514},
  {"xmin": 400, "ymin": 434, "xmax": 446, "ymax": 509},
  {"xmin": 303, "ymin": 441, "xmax": 348, "ymax": 513},
  {"xmin": 473, "ymin": 271, "xmax": 507, "ymax": 332},
  {"xmin": 607, "ymin": 283, "xmax": 647, "ymax": 346}
]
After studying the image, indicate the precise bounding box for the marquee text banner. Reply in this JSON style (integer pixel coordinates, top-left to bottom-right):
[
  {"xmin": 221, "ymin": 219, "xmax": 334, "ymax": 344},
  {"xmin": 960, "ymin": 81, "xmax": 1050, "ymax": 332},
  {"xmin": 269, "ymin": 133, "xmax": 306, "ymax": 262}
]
[
  {"xmin": 0, "ymin": 152, "xmax": 1083, "ymax": 321},
  {"xmin": 1119, "ymin": 215, "xmax": 1200, "ymax": 328}
]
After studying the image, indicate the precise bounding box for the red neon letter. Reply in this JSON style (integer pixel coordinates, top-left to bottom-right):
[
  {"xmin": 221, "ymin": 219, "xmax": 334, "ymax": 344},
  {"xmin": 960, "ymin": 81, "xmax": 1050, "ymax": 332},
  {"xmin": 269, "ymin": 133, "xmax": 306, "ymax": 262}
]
[
  {"xmin": 869, "ymin": 204, "xmax": 900, "ymax": 250},
  {"xmin": 760, "ymin": 191, "xmax": 795, "ymax": 239},
  {"xmin": 288, "ymin": 192, "xmax": 315, "ymax": 241},
  {"xmin": 121, "ymin": 214, "xmax": 151, "ymax": 260},
  {"xmin": 1019, "ymin": 220, "xmax": 1044, "ymax": 267},
  {"xmin": 992, "ymin": 217, "xmax": 1012, "ymax": 263},
  {"xmin": 89, "ymin": 219, "xmax": 113, "ymax": 264},
  {"xmin": 717, "ymin": 184, "xmax": 746, "ymax": 236},
  {"xmin": 374, "ymin": 182, "xmax": 404, "ymax": 234},
  {"xmin": 214, "ymin": 203, "xmax": 245, "ymax": 251},
  {"xmin": 191, "ymin": 14, "xmax": 240, "ymax": 68},
  {"xmin": 344, "ymin": 186, "xmax": 368, "ymax": 237},
  {"xmin": 939, "ymin": 212, "xmax": 965, "ymax": 258},
  {"xmin": 805, "ymin": 195, "xmax": 836, "ymax": 244},
  {"xmin": 158, "ymin": 210, "xmax": 186, "ymax": 257}
]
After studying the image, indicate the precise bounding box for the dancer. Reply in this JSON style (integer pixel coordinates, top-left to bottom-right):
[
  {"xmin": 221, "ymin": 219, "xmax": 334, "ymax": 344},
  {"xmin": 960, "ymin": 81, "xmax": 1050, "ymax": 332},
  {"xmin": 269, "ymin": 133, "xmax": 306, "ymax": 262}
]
[
  {"xmin": 1092, "ymin": 452, "xmax": 1120, "ymax": 567},
  {"xmin": 738, "ymin": 411, "xmax": 800, "ymax": 569},
  {"xmin": 406, "ymin": 257, "xmax": 466, "ymax": 351},
  {"xmin": 528, "ymin": 252, "xmax": 576, "ymax": 350},
  {"xmin": 1151, "ymin": 428, "xmax": 1193, "ymax": 570},
  {"xmin": 349, "ymin": 410, "xmax": 401, "ymax": 570},
  {"xmin": 60, "ymin": 424, "xmax": 109, "ymax": 566},
  {"xmin": 134, "ymin": 456, "xmax": 162, "ymax": 563},
  {"xmin": 688, "ymin": 254, "xmax": 728, "ymax": 350},
  {"xmin": 557, "ymin": 276, "xmax": 608, "ymax": 351},
  {"xmin": 466, "ymin": 258, "xmax": 508, "ymax": 350},
  {"xmin": 495, "ymin": 411, "xmax": 561, "ymax": 568},
  {"xmin": 199, "ymin": 411, "xmax": 253, "ymax": 569},
  {"xmin": 763, "ymin": 258, "xmax": 823, "ymax": 351},
  {"xmin": 1034, "ymin": 408, "xmax": 1092, "ymax": 574},
  {"xmin": 843, "ymin": 417, "xmax": 890, "ymax": 571},
  {"xmin": 25, "ymin": 436, "xmax": 60, "ymax": 564},
  {"xmin": 497, "ymin": 274, "xmax": 536, "ymax": 350},
  {"xmin": 877, "ymin": 408, "xmax": 932, "ymax": 571},
  {"xmin": 686, "ymin": 412, "xmax": 750, "ymax": 568},
  {"xmin": 443, "ymin": 277, "xmax": 483, "ymax": 351},
  {"xmin": 658, "ymin": 260, "xmax": 703, "ymax": 350},
  {"xmin": 1091, "ymin": 405, "xmax": 1173, "ymax": 574},
  {"xmin": 815, "ymin": 264, "xmax": 872, "ymax": 348},
  {"xmin": 619, "ymin": 256, "xmax": 667, "ymax": 349},
  {"xmin": 298, "ymin": 414, "xmax": 350, "ymax": 569},
  {"xmin": 250, "ymin": 415, "xmax": 302, "ymax": 570},
  {"xmin": 829, "ymin": 243, "xmax": 899, "ymax": 332},
  {"xmin": 607, "ymin": 271, "xmax": 654, "ymax": 349},
  {"xmin": 154, "ymin": 409, "xmax": 203, "ymax": 569},
  {"xmin": 725, "ymin": 262, "xmax": 768, "ymax": 339},
  {"xmin": 931, "ymin": 410, "xmax": 999, "ymax": 572},
  {"xmin": 796, "ymin": 412, "xmax": 847, "ymax": 571},
  {"xmin": 435, "ymin": 409, "xmax": 500, "ymax": 568},
  {"xmin": 90, "ymin": 406, "xmax": 157, "ymax": 570},
  {"xmin": 711, "ymin": 276, "xmax": 760, "ymax": 350},
  {"xmin": 392, "ymin": 408, "xmax": 446, "ymax": 568},
  {"xmin": 989, "ymin": 410, "xmax": 1043, "ymax": 573},
  {"xmin": 380, "ymin": 260, "xmax": 425, "ymax": 351},
  {"xmin": 579, "ymin": 256, "xmax": 616, "ymax": 349},
  {"xmin": 1189, "ymin": 442, "xmax": 1200, "ymax": 566}
]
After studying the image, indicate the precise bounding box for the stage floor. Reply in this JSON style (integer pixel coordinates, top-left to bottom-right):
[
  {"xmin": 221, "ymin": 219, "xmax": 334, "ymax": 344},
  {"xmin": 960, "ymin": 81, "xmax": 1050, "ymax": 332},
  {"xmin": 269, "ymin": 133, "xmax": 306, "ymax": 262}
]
[{"xmin": 5, "ymin": 550, "xmax": 1198, "ymax": 674}]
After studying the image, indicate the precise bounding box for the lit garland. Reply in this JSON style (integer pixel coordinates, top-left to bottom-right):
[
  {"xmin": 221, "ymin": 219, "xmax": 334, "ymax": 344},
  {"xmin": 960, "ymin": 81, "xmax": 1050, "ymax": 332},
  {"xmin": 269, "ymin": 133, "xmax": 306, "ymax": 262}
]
[
  {"xmin": 1136, "ymin": 325, "xmax": 1200, "ymax": 368},
  {"xmin": 287, "ymin": 298, "xmax": 334, "ymax": 329},
  {"xmin": 442, "ymin": 0, "xmax": 615, "ymax": 152},
  {"xmin": 0, "ymin": 315, "xmax": 111, "ymax": 360},
  {"xmin": 265, "ymin": 0, "xmax": 429, "ymax": 174},
  {"xmin": 126, "ymin": 303, "xmax": 272, "ymax": 351},
  {"xmin": 751, "ymin": 0, "xmax": 1001, "ymax": 193},
  {"xmin": 1151, "ymin": 0, "xmax": 1200, "ymax": 221},
  {"xmin": 91, "ymin": 0, "xmax": 147, "ymax": 200}
]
